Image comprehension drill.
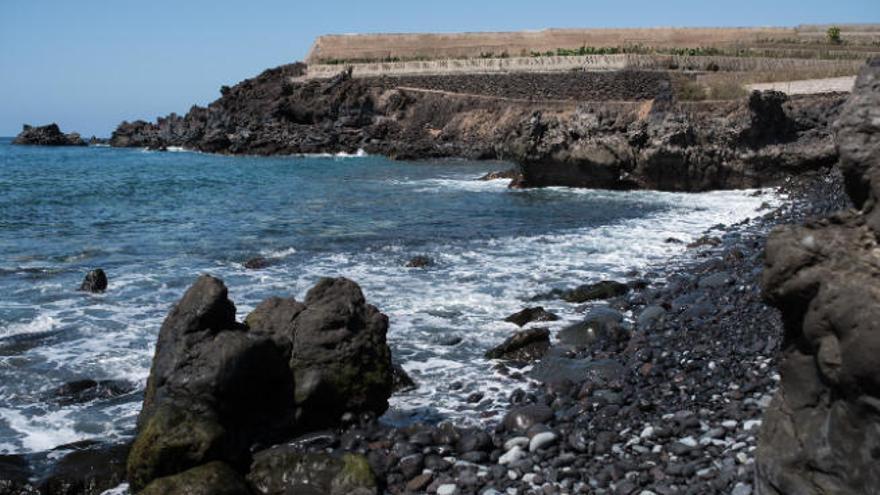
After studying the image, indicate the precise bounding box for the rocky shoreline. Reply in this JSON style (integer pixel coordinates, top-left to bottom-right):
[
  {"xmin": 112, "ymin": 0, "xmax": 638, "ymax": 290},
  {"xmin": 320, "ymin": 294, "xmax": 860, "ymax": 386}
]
[{"xmin": 105, "ymin": 64, "xmax": 847, "ymax": 193}]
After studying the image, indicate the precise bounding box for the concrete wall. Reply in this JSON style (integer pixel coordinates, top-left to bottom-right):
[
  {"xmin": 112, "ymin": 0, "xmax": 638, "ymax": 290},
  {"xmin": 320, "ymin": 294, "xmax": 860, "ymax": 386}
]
[{"xmin": 301, "ymin": 54, "xmax": 864, "ymax": 80}]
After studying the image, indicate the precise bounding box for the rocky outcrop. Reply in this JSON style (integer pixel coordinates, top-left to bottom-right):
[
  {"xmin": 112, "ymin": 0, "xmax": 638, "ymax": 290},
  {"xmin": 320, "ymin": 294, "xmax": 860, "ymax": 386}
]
[
  {"xmin": 13, "ymin": 124, "xmax": 87, "ymax": 146},
  {"xmin": 79, "ymin": 268, "xmax": 108, "ymax": 292},
  {"xmin": 108, "ymin": 63, "xmax": 844, "ymax": 192},
  {"xmin": 756, "ymin": 58, "xmax": 880, "ymax": 494},
  {"xmin": 127, "ymin": 275, "xmax": 392, "ymax": 492},
  {"xmin": 506, "ymin": 91, "xmax": 842, "ymax": 191}
]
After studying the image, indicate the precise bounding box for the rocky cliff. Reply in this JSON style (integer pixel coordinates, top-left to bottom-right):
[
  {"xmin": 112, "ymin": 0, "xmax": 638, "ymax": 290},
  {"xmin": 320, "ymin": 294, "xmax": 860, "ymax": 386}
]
[
  {"xmin": 109, "ymin": 65, "xmax": 845, "ymax": 192},
  {"xmin": 756, "ymin": 58, "xmax": 880, "ymax": 494}
]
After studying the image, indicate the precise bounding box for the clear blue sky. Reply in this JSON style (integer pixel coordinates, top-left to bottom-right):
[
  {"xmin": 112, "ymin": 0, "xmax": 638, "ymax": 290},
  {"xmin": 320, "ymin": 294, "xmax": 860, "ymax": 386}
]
[{"xmin": 1, "ymin": 0, "xmax": 877, "ymax": 137}]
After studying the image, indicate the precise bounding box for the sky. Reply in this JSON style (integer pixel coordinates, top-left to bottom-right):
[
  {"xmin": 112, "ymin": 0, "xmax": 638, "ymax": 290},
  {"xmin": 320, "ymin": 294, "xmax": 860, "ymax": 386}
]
[{"xmin": 1, "ymin": 0, "xmax": 878, "ymax": 137}]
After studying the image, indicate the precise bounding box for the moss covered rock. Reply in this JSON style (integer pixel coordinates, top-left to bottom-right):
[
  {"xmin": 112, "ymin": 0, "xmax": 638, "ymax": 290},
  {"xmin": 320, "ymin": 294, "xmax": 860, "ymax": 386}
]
[{"xmin": 139, "ymin": 461, "xmax": 250, "ymax": 495}]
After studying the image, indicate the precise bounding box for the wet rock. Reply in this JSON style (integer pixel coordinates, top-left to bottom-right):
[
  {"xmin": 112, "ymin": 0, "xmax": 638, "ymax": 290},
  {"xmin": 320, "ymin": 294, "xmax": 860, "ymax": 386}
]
[
  {"xmin": 530, "ymin": 356, "xmax": 624, "ymax": 386},
  {"xmin": 79, "ymin": 269, "xmax": 108, "ymax": 293},
  {"xmin": 479, "ymin": 169, "xmax": 519, "ymax": 181},
  {"xmin": 405, "ymin": 256, "xmax": 433, "ymax": 268},
  {"xmin": 127, "ymin": 275, "xmax": 392, "ymax": 490},
  {"xmin": 406, "ymin": 473, "xmax": 432, "ymax": 492},
  {"xmin": 0, "ymin": 454, "xmax": 36, "ymax": 494},
  {"xmin": 557, "ymin": 308, "xmax": 626, "ymax": 349},
  {"xmin": 504, "ymin": 307, "xmax": 559, "ymax": 327},
  {"xmin": 51, "ymin": 379, "xmax": 135, "ymax": 405},
  {"xmin": 698, "ymin": 272, "xmax": 732, "ymax": 289},
  {"xmin": 485, "ymin": 328, "xmax": 550, "ymax": 361},
  {"xmin": 687, "ymin": 236, "xmax": 722, "ymax": 249},
  {"xmin": 637, "ymin": 305, "xmax": 667, "ymax": 330},
  {"xmin": 140, "ymin": 461, "xmax": 250, "ymax": 495},
  {"xmin": 247, "ymin": 447, "xmax": 377, "ymax": 495},
  {"xmin": 37, "ymin": 442, "xmax": 129, "ymax": 495},
  {"xmin": 391, "ymin": 363, "xmax": 417, "ymax": 393},
  {"xmin": 13, "ymin": 123, "xmax": 87, "ymax": 146},
  {"xmin": 562, "ymin": 281, "xmax": 629, "ymax": 303},
  {"xmin": 503, "ymin": 405, "xmax": 553, "ymax": 433},
  {"xmin": 756, "ymin": 59, "xmax": 880, "ymax": 495},
  {"xmin": 243, "ymin": 257, "xmax": 271, "ymax": 270}
]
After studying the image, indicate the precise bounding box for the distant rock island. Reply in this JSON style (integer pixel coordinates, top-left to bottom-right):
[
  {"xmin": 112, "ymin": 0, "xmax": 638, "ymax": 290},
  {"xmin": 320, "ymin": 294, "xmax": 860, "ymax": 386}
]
[{"xmin": 13, "ymin": 123, "xmax": 86, "ymax": 146}]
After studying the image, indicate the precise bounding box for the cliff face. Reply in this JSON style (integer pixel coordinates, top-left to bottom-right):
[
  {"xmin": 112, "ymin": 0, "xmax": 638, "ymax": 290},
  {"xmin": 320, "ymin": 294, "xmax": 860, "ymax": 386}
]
[
  {"xmin": 110, "ymin": 64, "xmax": 845, "ymax": 192},
  {"xmin": 756, "ymin": 58, "xmax": 880, "ymax": 494}
]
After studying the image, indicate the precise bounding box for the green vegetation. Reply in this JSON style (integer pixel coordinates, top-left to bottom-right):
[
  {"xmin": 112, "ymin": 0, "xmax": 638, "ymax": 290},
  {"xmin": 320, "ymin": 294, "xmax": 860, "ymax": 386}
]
[{"xmin": 827, "ymin": 26, "xmax": 842, "ymax": 44}]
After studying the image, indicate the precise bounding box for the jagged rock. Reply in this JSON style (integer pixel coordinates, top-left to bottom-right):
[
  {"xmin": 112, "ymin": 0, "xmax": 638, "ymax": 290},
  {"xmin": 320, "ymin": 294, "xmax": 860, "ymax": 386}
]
[
  {"xmin": 139, "ymin": 462, "xmax": 250, "ymax": 495},
  {"xmin": 247, "ymin": 447, "xmax": 377, "ymax": 495},
  {"xmin": 503, "ymin": 307, "xmax": 558, "ymax": 327},
  {"xmin": 79, "ymin": 269, "xmax": 108, "ymax": 293},
  {"xmin": 127, "ymin": 275, "xmax": 392, "ymax": 491},
  {"xmin": 756, "ymin": 59, "xmax": 880, "ymax": 495},
  {"xmin": 13, "ymin": 123, "xmax": 86, "ymax": 146},
  {"xmin": 484, "ymin": 328, "xmax": 550, "ymax": 361},
  {"xmin": 0, "ymin": 454, "xmax": 36, "ymax": 494}
]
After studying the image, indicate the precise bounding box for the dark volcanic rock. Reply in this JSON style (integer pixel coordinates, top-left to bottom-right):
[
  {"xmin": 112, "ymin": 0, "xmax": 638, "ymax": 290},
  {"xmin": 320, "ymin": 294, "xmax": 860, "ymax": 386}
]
[
  {"xmin": 13, "ymin": 123, "xmax": 86, "ymax": 146},
  {"xmin": 484, "ymin": 327, "xmax": 550, "ymax": 361},
  {"xmin": 243, "ymin": 257, "xmax": 271, "ymax": 270},
  {"xmin": 756, "ymin": 59, "xmax": 880, "ymax": 495},
  {"xmin": 51, "ymin": 379, "xmax": 134, "ymax": 405},
  {"xmin": 79, "ymin": 269, "xmax": 108, "ymax": 293},
  {"xmin": 405, "ymin": 255, "xmax": 433, "ymax": 268},
  {"xmin": 391, "ymin": 363, "xmax": 417, "ymax": 393},
  {"xmin": 38, "ymin": 442, "xmax": 129, "ymax": 495},
  {"xmin": 557, "ymin": 308, "xmax": 627, "ymax": 349},
  {"xmin": 127, "ymin": 275, "xmax": 392, "ymax": 491},
  {"xmin": 139, "ymin": 461, "xmax": 250, "ymax": 495},
  {"xmin": 503, "ymin": 404, "xmax": 554, "ymax": 433},
  {"xmin": 0, "ymin": 454, "xmax": 36, "ymax": 494},
  {"xmin": 563, "ymin": 280, "xmax": 629, "ymax": 303},
  {"xmin": 504, "ymin": 306, "xmax": 559, "ymax": 327}
]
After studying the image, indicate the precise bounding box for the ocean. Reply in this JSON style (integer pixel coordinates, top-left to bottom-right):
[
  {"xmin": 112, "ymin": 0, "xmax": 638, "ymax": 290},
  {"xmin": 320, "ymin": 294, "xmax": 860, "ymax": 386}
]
[{"xmin": 0, "ymin": 138, "xmax": 777, "ymax": 456}]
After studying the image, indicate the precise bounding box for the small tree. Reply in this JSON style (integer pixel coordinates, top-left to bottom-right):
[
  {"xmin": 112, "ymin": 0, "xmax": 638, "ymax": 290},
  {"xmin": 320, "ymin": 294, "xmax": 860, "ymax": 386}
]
[{"xmin": 827, "ymin": 25, "xmax": 842, "ymax": 44}]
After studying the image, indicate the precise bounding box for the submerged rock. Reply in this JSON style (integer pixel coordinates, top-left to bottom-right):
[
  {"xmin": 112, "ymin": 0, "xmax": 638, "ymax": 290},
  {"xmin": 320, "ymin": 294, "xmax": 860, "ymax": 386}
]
[
  {"xmin": 51, "ymin": 379, "xmax": 134, "ymax": 405},
  {"xmin": 562, "ymin": 281, "xmax": 629, "ymax": 303},
  {"xmin": 79, "ymin": 269, "xmax": 108, "ymax": 293},
  {"xmin": 405, "ymin": 255, "xmax": 433, "ymax": 268},
  {"xmin": 391, "ymin": 363, "xmax": 417, "ymax": 393},
  {"xmin": 13, "ymin": 123, "xmax": 87, "ymax": 146},
  {"xmin": 756, "ymin": 58, "xmax": 880, "ymax": 495},
  {"xmin": 243, "ymin": 257, "xmax": 271, "ymax": 270},
  {"xmin": 127, "ymin": 274, "xmax": 393, "ymax": 491}
]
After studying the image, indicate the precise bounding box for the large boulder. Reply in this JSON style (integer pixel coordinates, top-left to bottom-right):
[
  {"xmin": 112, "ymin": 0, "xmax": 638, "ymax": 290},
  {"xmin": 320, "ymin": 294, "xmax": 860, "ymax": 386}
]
[
  {"xmin": 484, "ymin": 327, "xmax": 550, "ymax": 361},
  {"xmin": 139, "ymin": 462, "xmax": 250, "ymax": 495},
  {"xmin": 756, "ymin": 59, "xmax": 880, "ymax": 495},
  {"xmin": 12, "ymin": 123, "xmax": 87, "ymax": 146},
  {"xmin": 127, "ymin": 275, "xmax": 393, "ymax": 491}
]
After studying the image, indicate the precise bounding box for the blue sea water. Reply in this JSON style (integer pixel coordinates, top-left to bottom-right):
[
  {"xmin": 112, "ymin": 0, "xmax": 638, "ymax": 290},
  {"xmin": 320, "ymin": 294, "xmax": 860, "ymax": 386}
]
[{"xmin": 0, "ymin": 138, "xmax": 778, "ymax": 455}]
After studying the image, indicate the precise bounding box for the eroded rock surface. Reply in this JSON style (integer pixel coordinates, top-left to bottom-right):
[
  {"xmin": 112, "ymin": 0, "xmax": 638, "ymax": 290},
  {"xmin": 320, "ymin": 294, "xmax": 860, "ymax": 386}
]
[
  {"xmin": 127, "ymin": 275, "xmax": 392, "ymax": 492},
  {"xmin": 13, "ymin": 123, "xmax": 87, "ymax": 146},
  {"xmin": 756, "ymin": 58, "xmax": 880, "ymax": 495}
]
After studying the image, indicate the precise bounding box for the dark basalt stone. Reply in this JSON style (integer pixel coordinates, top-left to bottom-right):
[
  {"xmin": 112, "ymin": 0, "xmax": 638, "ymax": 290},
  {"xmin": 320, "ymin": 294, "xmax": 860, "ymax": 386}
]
[
  {"xmin": 127, "ymin": 275, "xmax": 392, "ymax": 491},
  {"xmin": 247, "ymin": 447, "xmax": 377, "ymax": 495},
  {"xmin": 13, "ymin": 123, "xmax": 87, "ymax": 146},
  {"xmin": 405, "ymin": 255, "xmax": 433, "ymax": 268},
  {"xmin": 37, "ymin": 442, "xmax": 130, "ymax": 495},
  {"xmin": 79, "ymin": 269, "xmax": 108, "ymax": 293},
  {"xmin": 557, "ymin": 308, "xmax": 627, "ymax": 350},
  {"xmin": 391, "ymin": 363, "xmax": 417, "ymax": 393},
  {"xmin": 51, "ymin": 379, "xmax": 135, "ymax": 405},
  {"xmin": 243, "ymin": 257, "xmax": 271, "ymax": 270},
  {"xmin": 562, "ymin": 281, "xmax": 629, "ymax": 303},
  {"xmin": 504, "ymin": 307, "xmax": 559, "ymax": 327},
  {"xmin": 485, "ymin": 327, "xmax": 550, "ymax": 362}
]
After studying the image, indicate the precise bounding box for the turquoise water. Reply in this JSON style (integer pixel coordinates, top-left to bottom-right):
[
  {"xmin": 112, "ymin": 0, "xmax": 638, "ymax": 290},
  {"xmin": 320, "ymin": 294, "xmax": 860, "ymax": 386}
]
[{"xmin": 0, "ymin": 138, "xmax": 776, "ymax": 453}]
